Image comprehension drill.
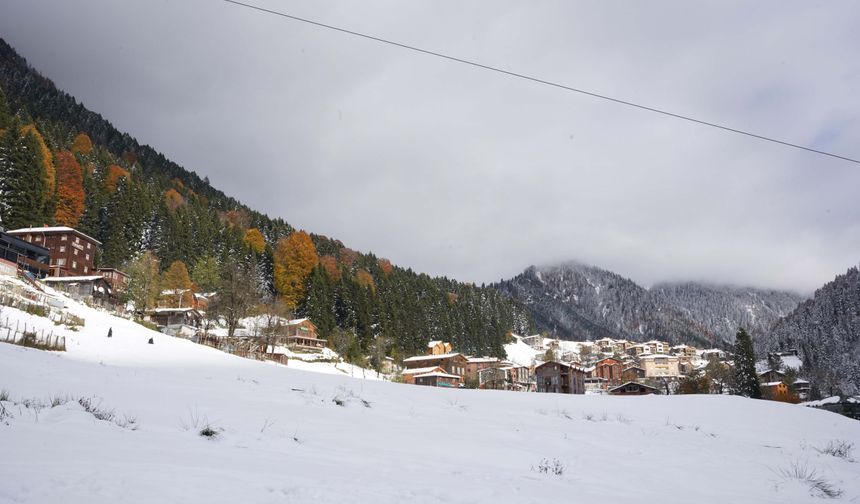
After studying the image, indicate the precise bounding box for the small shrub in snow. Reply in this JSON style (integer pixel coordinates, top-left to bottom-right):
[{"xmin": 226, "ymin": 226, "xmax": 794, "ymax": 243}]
[
  {"xmin": 199, "ymin": 425, "xmax": 220, "ymax": 439},
  {"xmin": 49, "ymin": 394, "xmax": 70, "ymax": 408},
  {"xmin": 778, "ymin": 462, "xmax": 843, "ymax": 498},
  {"xmin": 0, "ymin": 389, "xmax": 9, "ymax": 402},
  {"xmin": 332, "ymin": 397, "xmax": 345, "ymax": 407},
  {"xmin": 815, "ymin": 440, "xmax": 854, "ymax": 461},
  {"xmin": 532, "ymin": 458, "xmax": 564, "ymax": 476},
  {"xmin": 78, "ymin": 397, "xmax": 115, "ymax": 422},
  {"xmin": 615, "ymin": 413, "xmax": 632, "ymax": 424}
]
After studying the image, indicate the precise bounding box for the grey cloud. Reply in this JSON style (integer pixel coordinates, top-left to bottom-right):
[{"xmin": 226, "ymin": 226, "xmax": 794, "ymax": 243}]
[{"xmin": 2, "ymin": 0, "xmax": 858, "ymax": 294}]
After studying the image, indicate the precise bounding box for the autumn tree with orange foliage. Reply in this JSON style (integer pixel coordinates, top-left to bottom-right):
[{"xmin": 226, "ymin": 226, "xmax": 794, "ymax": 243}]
[
  {"xmin": 243, "ymin": 228, "xmax": 266, "ymax": 254},
  {"xmin": 164, "ymin": 188, "xmax": 186, "ymax": 210},
  {"xmin": 274, "ymin": 231, "xmax": 318, "ymax": 308},
  {"xmin": 377, "ymin": 258, "xmax": 393, "ymax": 276},
  {"xmin": 356, "ymin": 270, "xmax": 376, "ymax": 294},
  {"xmin": 54, "ymin": 151, "xmax": 85, "ymax": 226},
  {"xmin": 71, "ymin": 132, "xmax": 93, "ymax": 155},
  {"xmin": 105, "ymin": 164, "xmax": 130, "ymax": 192},
  {"xmin": 338, "ymin": 247, "xmax": 358, "ymax": 268},
  {"xmin": 161, "ymin": 260, "xmax": 194, "ymax": 307},
  {"xmin": 319, "ymin": 255, "xmax": 341, "ymax": 281}
]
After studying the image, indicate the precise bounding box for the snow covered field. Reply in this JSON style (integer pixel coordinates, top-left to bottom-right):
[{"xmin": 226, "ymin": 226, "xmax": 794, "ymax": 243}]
[{"xmin": 1, "ymin": 297, "xmax": 859, "ymax": 503}]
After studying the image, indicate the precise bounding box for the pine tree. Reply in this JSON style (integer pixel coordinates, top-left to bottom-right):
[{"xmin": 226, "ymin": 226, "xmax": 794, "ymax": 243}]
[
  {"xmin": 0, "ymin": 120, "xmax": 48, "ymax": 228},
  {"xmin": 733, "ymin": 328, "xmax": 761, "ymax": 398}
]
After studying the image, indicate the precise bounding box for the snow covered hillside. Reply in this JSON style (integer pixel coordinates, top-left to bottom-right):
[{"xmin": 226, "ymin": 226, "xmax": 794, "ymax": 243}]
[{"xmin": 1, "ymin": 300, "xmax": 859, "ymax": 503}]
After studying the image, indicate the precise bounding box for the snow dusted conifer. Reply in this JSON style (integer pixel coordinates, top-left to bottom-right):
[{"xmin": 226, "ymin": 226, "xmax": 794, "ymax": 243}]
[{"xmin": 733, "ymin": 328, "xmax": 761, "ymax": 399}]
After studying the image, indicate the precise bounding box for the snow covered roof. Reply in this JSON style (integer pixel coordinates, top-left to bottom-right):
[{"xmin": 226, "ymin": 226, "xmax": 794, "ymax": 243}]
[
  {"xmin": 466, "ymin": 357, "xmax": 500, "ymax": 364},
  {"xmin": 7, "ymin": 226, "xmax": 102, "ymax": 245},
  {"xmin": 400, "ymin": 366, "xmax": 443, "ymax": 375},
  {"xmin": 413, "ymin": 371, "xmax": 460, "ymax": 379},
  {"xmin": 427, "ymin": 340, "xmax": 443, "ymax": 347},
  {"xmin": 639, "ymin": 354, "xmax": 676, "ymax": 360},
  {"xmin": 403, "ymin": 353, "xmax": 464, "ymax": 362},
  {"xmin": 609, "ymin": 381, "xmax": 658, "ymax": 392},
  {"xmin": 286, "ymin": 318, "xmax": 309, "ymax": 325},
  {"xmin": 43, "ymin": 275, "xmax": 105, "ymax": 282},
  {"xmin": 152, "ymin": 307, "xmax": 199, "ymax": 314}
]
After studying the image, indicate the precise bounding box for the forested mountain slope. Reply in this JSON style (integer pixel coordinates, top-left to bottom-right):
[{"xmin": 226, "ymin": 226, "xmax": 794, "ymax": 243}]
[
  {"xmin": 764, "ymin": 266, "xmax": 860, "ymax": 395},
  {"xmin": 0, "ymin": 38, "xmax": 530, "ymax": 358},
  {"xmin": 651, "ymin": 282, "xmax": 803, "ymax": 343},
  {"xmin": 496, "ymin": 262, "xmax": 803, "ymax": 348}
]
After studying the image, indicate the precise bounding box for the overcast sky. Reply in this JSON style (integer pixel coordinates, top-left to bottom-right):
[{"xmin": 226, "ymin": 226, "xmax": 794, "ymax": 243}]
[{"xmin": 2, "ymin": 0, "xmax": 859, "ymax": 293}]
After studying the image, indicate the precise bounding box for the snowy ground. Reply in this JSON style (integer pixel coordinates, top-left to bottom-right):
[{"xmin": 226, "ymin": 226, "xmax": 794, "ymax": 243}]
[{"xmin": 1, "ymin": 299, "xmax": 860, "ymax": 503}]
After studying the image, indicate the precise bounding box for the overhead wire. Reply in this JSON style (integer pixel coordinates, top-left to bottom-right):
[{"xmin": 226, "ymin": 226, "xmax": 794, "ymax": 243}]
[{"xmin": 223, "ymin": 0, "xmax": 860, "ymax": 165}]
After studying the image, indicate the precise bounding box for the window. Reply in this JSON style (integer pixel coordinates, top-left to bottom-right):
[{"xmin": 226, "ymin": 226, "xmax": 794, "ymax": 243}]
[
  {"xmin": 87, "ymin": 243, "xmax": 91, "ymax": 249},
  {"xmin": 85, "ymin": 254, "xmax": 89, "ymax": 260},
  {"xmin": 59, "ymin": 246, "xmax": 66, "ymax": 252},
  {"xmin": 74, "ymin": 249, "xmax": 78, "ymax": 256},
  {"xmin": 83, "ymin": 266, "xmax": 88, "ymax": 273},
  {"xmin": 35, "ymin": 236, "xmax": 41, "ymax": 241},
  {"xmin": 57, "ymin": 258, "xmax": 66, "ymax": 266},
  {"xmin": 61, "ymin": 234, "xmax": 68, "ymax": 241},
  {"xmin": 75, "ymin": 237, "xmax": 80, "ymax": 244},
  {"xmin": 72, "ymin": 261, "xmax": 77, "ymax": 269}
]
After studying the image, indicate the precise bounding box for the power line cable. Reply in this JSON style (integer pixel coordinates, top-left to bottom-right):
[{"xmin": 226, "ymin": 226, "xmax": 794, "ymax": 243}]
[{"xmin": 223, "ymin": 0, "xmax": 860, "ymax": 165}]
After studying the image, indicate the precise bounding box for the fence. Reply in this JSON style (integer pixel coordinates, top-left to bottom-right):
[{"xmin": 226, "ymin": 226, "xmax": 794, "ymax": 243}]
[{"xmin": 0, "ymin": 318, "xmax": 66, "ymax": 352}]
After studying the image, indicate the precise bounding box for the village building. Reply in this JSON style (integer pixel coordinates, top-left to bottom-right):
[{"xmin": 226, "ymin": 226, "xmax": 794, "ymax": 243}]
[
  {"xmin": 627, "ymin": 343, "xmax": 651, "ymax": 357},
  {"xmin": 281, "ymin": 318, "xmax": 326, "ymax": 349},
  {"xmin": 400, "ymin": 366, "xmax": 446, "ymax": 385},
  {"xmin": 0, "ymin": 230, "xmax": 51, "ymax": 279},
  {"xmin": 146, "ymin": 307, "xmax": 203, "ymax": 335},
  {"xmin": 505, "ymin": 365, "xmax": 534, "ymax": 392},
  {"xmin": 477, "ymin": 366, "xmax": 509, "ymax": 390},
  {"xmin": 623, "ymin": 365, "xmax": 647, "ymax": 380},
  {"xmin": 594, "ymin": 337, "xmax": 616, "ymax": 353},
  {"xmin": 757, "ymin": 369, "xmax": 785, "ymax": 384},
  {"xmin": 671, "ymin": 345, "xmax": 697, "ymax": 358},
  {"xmin": 403, "ymin": 353, "xmax": 468, "ymax": 380},
  {"xmin": 535, "ymin": 361, "xmax": 586, "ymax": 394},
  {"xmin": 645, "ymin": 340, "xmax": 669, "ymax": 354},
  {"xmin": 426, "ymin": 340, "xmax": 453, "ymax": 355},
  {"xmin": 585, "ymin": 376, "xmax": 609, "ymax": 393},
  {"xmin": 43, "ymin": 275, "xmax": 113, "ymax": 304},
  {"xmin": 700, "ymin": 349, "xmax": 728, "ymax": 361},
  {"xmin": 96, "ymin": 267, "xmax": 129, "ymax": 293},
  {"xmin": 380, "ymin": 356, "xmax": 400, "ymax": 375},
  {"xmin": 640, "ymin": 353, "xmax": 681, "ymax": 378},
  {"xmin": 7, "ymin": 226, "xmax": 101, "ymax": 277},
  {"xmin": 413, "ymin": 371, "xmax": 461, "ymax": 388},
  {"xmin": 593, "ymin": 357, "xmax": 624, "ymax": 386},
  {"xmin": 609, "ymin": 382, "xmax": 659, "ymax": 396},
  {"xmin": 465, "ymin": 357, "xmax": 504, "ymax": 384},
  {"xmin": 520, "ymin": 334, "xmax": 544, "ymax": 350}
]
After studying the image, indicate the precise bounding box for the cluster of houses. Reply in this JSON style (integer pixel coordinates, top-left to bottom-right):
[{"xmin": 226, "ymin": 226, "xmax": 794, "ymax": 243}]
[
  {"xmin": 0, "ymin": 226, "xmax": 127, "ymax": 304},
  {"xmin": 398, "ymin": 335, "xmax": 811, "ymax": 401}
]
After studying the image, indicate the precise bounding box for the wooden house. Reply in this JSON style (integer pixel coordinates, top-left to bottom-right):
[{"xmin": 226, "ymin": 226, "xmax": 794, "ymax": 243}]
[
  {"xmin": 0, "ymin": 230, "xmax": 51, "ymax": 278},
  {"xmin": 403, "ymin": 353, "xmax": 468, "ymax": 380},
  {"xmin": 609, "ymin": 382, "xmax": 659, "ymax": 396},
  {"xmin": 414, "ymin": 371, "xmax": 461, "ymax": 388},
  {"xmin": 594, "ymin": 357, "xmax": 624, "ymax": 386},
  {"xmin": 426, "ymin": 340, "xmax": 453, "ymax": 355},
  {"xmin": 400, "ymin": 366, "xmax": 446, "ymax": 385},
  {"xmin": 640, "ymin": 354, "xmax": 680, "ymax": 378},
  {"xmin": 283, "ymin": 318, "xmax": 327, "ymax": 349},
  {"xmin": 8, "ymin": 226, "xmax": 100, "ymax": 277},
  {"xmin": 465, "ymin": 357, "xmax": 504, "ymax": 383},
  {"xmin": 535, "ymin": 361, "xmax": 586, "ymax": 394},
  {"xmin": 147, "ymin": 307, "xmax": 203, "ymax": 330},
  {"xmin": 96, "ymin": 268, "xmax": 129, "ymax": 293},
  {"xmin": 43, "ymin": 275, "xmax": 113, "ymax": 304}
]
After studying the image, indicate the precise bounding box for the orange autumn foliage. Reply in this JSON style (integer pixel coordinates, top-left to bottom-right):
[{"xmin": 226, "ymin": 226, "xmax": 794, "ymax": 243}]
[
  {"xmin": 121, "ymin": 150, "xmax": 138, "ymax": 166},
  {"xmin": 164, "ymin": 188, "xmax": 186, "ymax": 210},
  {"xmin": 72, "ymin": 132, "xmax": 93, "ymax": 155},
  {"xmin": 356, "ymin": 270, "xmax": 376, "ymax": 293},
  {"xmin": 105, "ymin": 165, "xmax": 130, "ymax": 192},
  {"xmin": 377, "ymin": 258, "xmax": 393, "ymax": 276},
  {"xmin": 54, "ymin": 151, "xmax": 85, "ymax": 227},
  {"xmin": 21, "ymin": 124, "xmax": 55, "ymax": 195},
  {"xmin": 319, "ymin": 255, "xmax": 341, "ymax": 282},
  {"xmin": 273, "ymin": 231, "xmax": 318, "ymax": 308},
  {"xmin": 222, "ymin": 209, "xmax": 250, "ymax": 229},
  {"xmin": 243, "ymin": 228, "xmax": 266, "ymax": 254},
  {"xmin": 338, "ymin": 247, "xmax": 358, "ymax": 268}
]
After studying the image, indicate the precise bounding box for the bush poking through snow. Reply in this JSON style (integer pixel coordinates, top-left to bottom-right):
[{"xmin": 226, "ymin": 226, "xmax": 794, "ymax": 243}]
[
  {"xmin": 0, "ymin": 389, "xmax": 9, "ymax": 402},
  {"xmin": 778, "ymin": 462, "xmax": 843, "ymax": 498},
  {"xmin": 199, "ymin": 425, "xmax": 220, "ymax": 439},
  {"xmin": 532, "ymin": 458, "xmax": 564, "ymax": 476},
  {"xmin": 815, "ymin": 440, "xmax": 854, "ymax": 461},
  {"xmin": 78, "ymin": 397, "xmax": 116, "ymax": 422}
]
